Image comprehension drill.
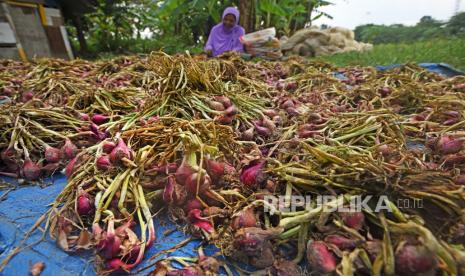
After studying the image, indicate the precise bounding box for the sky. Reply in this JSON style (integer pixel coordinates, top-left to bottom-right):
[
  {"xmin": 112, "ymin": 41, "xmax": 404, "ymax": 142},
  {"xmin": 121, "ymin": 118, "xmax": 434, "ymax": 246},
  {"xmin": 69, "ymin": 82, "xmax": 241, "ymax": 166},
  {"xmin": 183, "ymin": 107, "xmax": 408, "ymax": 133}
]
[{"xmin": 316, "ymin": 0, "xmax": 465, "ymax": 29}]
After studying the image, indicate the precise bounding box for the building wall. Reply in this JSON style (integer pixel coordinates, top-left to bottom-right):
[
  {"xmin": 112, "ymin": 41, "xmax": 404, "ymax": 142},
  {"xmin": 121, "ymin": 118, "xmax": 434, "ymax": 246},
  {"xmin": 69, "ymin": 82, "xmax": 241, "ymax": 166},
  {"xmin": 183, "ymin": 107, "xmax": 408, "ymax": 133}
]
[
  {"xmin": 0, "ymin": 47, "xmax": 20, "ymax": 59},
  {"xmin": 7, "ymin": 4, "xmax": 52, "ymax": 58},
  {"xmin": 0, "ymin": 1, "xmax": 72, "ymax": 60}
]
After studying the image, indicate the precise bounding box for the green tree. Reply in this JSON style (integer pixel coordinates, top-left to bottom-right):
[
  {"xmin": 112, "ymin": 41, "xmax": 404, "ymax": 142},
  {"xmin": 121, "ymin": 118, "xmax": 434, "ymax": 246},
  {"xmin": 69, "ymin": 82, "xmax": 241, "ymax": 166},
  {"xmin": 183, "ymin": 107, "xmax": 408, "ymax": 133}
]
[
  {"xmin": 448, "ymin": 12, "xmax": 465, "ymax": 35},
  {"xmin": 254, "ymin": 0, "xmax": 332, "ymax": 35},
  {"xmin": 417, "ymin": 15, "xmax": 441, "ymax": 27},
  {"xmin": 63, "ymin": 0, "xmax": 334, "ymax": 56}
]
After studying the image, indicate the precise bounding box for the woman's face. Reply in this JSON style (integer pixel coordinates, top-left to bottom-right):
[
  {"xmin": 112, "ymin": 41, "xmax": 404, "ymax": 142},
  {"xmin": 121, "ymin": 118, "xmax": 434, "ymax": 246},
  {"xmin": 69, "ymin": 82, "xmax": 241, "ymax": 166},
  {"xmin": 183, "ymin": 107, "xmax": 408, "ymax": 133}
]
[{"xmin": 223, "ymin": 14, "xmax": 236, "ymax": 29}]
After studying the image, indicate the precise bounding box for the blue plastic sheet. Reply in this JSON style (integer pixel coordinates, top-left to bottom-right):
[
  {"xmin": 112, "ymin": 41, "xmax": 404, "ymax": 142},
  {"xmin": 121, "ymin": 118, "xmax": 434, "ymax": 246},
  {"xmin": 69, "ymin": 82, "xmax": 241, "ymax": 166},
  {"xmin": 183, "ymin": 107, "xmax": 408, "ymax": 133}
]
[
  {"xmin": 377, "ymin": 63, "xmax": 465, "ymax": 77},
  {"xmin": 0, "ymin": 63, "xmax": 464, "ymax": 276},
  {"xmin": 333, "ymin": 62, "xmax": 465, "ymax": 81},
  {"xmin": 0, "ymin": 175, "xmax": 222, "ymax": 276}
]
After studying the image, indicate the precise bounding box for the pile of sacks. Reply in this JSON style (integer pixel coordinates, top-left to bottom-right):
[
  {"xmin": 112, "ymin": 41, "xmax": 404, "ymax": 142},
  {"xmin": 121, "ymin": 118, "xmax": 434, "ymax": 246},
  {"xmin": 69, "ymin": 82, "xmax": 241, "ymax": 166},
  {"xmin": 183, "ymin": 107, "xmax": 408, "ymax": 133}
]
[{"xmin": 280, "ymin": 26, "xmax": 373, "ymax": 57}]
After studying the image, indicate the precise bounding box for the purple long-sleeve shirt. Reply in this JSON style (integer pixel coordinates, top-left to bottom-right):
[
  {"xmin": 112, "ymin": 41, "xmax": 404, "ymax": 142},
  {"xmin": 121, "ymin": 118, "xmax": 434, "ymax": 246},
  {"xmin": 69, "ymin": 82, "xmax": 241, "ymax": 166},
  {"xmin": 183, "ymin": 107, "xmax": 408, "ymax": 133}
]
[{"xmin": 204, "ymin": 7, "xmax": 245, "ymax": 57}]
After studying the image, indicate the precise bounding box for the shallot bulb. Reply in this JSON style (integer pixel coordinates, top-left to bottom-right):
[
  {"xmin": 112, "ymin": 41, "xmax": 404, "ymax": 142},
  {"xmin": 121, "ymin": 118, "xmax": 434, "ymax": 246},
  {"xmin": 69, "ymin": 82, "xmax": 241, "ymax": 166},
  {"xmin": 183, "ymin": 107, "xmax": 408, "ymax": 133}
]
[
  {"xmin": 62, "ymin": 139, "xmax": 78, "ymax": 160},
  {"xmin": 163, "ymin": 176, "xmax": 187, "ymax": 205},
  {"xmin": 77, "ymin": 189, "xmax": 93, "ymax": 216},
  {"xmin": 22, "ymin": 159, "xmax": 41, "ymax": 181},
  {"xmin": 98, "ymin": 216, "xmax": 121, "ymax": 259},
  {"xmin": 45, "ymin": 146, "xmax": 62, "ymax": 163},
  {"xmin": 92, "ymin": 114, "xmax": 109, "ymax": 125},
  {"xmin": 208, "ymin": 100, "xmax": 225, "ymax": 111},
  {"xmin": 286, "ymin": 107, "xmax": 300, "ymax": 117},
  {"xmin": 224, "ymin": 105, "xmax": 238, "ymax": 117},
  {"xmin": 149, "ymin": 162, "xmax": 178, "ymax": 174},
  {"xmin": 185, "ymin": 172, "xmax": 211, "ymax": 194},
  {"xmin": 2, "ymin": 87, "xmax": 14, "ymax": 96},
  {"xmin": 437, "ymin": 135, "xmax": 463, "ymax": 155},
  {"xmin": 188, "ymin": 209, "xmax": 214, "ymax": 233},
  {"xmin": 96, "ymin": 155, "xmax": 112, "ymax": 170},
  {"xmin": 64, "ymin": 156, "xmax": 78, "ymax": 178},
  {"xmin": 166, "ymin": 267, "xmax": 200, "ymax": 276},
  {"xmin": 249, "ymin": 243, "xmax": 275, "ymax": 269},
  {"xmin": 77, "ymin": 112, "xmax": 90, "ymax": 121},
  {"xmin": 109, "ymin": 138, "xmax": 133, "ymax": 165},
  {"xmin": 262, "ymin": 109, "xmax": 278, "ymax": 118},
  {"xmin": 231, "ymin": 207, "xmax": 257, "ymax": 230},
  {"xmin": 102, "ymin": 141, "xmax": 116, "ymax": 154},
  {"xmin": 175, "ymin": 153, "xmax": 197, "ymax": 187},
  {"xmin": 379, "ymin": 87, "xmax": 391, "ymax": 97},
  {"xmin": 214, "ymin": 115, "xmax": 233, "ymax": 125},
  {"xmin": 324, "ymin": 234, "xmax": 360, "ymax": 250},
  {"xmin": 340, "ymin": 211, "xmax": 365, "ymax": 230},
  {"xmin": 306, "ymin": 240, "xmax": 337, "ymax": 274},
  {"xmin": 256, "ymin": 125, "xmax": 272, "ymax": 137},
  {"xmin": 442, "ymin": 154, "xmax": 465, "ymax": 167},
  {"xmin": 233, "ymin": 227, "xmax": 279, "ymax": 257},
  {"xmin": 454, "ymin": 174, "xmax": 465, "ymax": 186},
  {"xmin": 214, "ymin": 96, "xmax": 232, "ymax": 108},
  {"xmin": 240, "ymin": 160, "xmax": 266, "ymax": 188},
  {"xmin": 241, "ymin": 127, "xmax": 254, "ymax": 141},
  {"xmin": 261, "ymin": 116, "xmax": 276, "ymax": 132},
  {"xmin": 21, "ymin": 90, "xmax": 34, "ymax": 102},
  {"xmin": 184, "ymin": 199, "xmax": 203, "ymax": 213},
  {"xmin": 1, "ymin": 148, "xmax": 20, "ymax": 172},
  {"xmin": 204, "ymin": 158, "xmax": 235, "ymax": 183},
  {"xmin": 395, "ymin": 243, "xmax": 437, "ymax": 275}
]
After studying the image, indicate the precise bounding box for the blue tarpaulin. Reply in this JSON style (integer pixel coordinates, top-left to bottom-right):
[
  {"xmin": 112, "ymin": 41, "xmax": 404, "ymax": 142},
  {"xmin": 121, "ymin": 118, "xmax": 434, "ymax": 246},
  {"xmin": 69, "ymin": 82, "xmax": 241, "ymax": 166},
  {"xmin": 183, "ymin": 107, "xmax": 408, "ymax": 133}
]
[
  {"xmin": 0, "ymin": 63, "xmax": 464, "ymax": 276},
  {"xmin": 0, "ymin": 175, "xmax": 221, "ymax": 276},
  {"xmin": 332, "ymin": 62, "xmax": 465, "ymax": 81},
  {"xmin": 376, "ymin": 63, "xmax": 465, "ymax": 77}
]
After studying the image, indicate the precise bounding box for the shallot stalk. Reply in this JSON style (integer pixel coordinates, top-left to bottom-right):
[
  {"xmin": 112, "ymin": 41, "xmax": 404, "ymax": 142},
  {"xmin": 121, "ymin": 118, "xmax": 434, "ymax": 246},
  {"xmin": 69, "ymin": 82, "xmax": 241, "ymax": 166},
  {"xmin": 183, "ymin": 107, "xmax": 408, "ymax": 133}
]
[
  {"xmin": 277, "ymin": 196, "xmax": 347, "ymax": 230},
  {"xmin": 20, "ymin": 128, "xmax": 62, "ymax": 163},
  {"xmin": 95, "ymin": 170, "xmax": 155, "ymax": 272},
  {"xmin": 98, "ymin": 211, "xmax": 122, "ymax": 259}
]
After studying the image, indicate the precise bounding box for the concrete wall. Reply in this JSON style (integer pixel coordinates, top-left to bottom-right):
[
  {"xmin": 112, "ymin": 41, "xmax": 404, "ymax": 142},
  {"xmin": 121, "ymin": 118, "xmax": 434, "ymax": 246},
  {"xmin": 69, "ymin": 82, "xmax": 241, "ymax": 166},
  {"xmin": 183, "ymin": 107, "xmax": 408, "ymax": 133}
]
[
  {"xmin": 7, "ymin": 4, "xmax": 52, "ymax": 58},
  {"xmin": 1, "ymin": 3, "xmax": 72, "ymax": 60},
  {"xmin": 0, "ymin": 47, "xmax": 20, "ymax": 59}
]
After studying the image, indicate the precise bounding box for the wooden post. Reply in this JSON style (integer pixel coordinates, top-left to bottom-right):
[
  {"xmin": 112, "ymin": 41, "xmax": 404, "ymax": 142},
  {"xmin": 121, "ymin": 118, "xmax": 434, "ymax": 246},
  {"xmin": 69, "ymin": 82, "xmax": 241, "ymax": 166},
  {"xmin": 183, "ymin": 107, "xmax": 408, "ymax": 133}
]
[{"xmin": 238, "ymin": 0, "xmax": 255, "ymax": 33}]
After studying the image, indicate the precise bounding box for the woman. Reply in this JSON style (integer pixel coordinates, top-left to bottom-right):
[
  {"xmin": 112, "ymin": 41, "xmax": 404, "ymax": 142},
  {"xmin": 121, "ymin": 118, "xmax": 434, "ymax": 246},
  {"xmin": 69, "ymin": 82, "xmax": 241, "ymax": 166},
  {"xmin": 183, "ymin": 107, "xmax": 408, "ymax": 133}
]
[{"xmin": 204, "ymin": 7, "xmax": 245, "ymax": 57}]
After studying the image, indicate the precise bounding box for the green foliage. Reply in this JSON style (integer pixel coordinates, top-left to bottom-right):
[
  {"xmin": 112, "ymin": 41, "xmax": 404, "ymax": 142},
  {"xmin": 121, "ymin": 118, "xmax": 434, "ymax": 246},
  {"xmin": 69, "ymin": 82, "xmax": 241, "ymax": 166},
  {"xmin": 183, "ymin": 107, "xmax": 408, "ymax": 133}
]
[
  {"xmin": 83, "ymin": 0, "xmax": 152, "ymax": 52},
  {"xmin": 313, "ymin": 36, "xmax": 465, "ymax": 71},
  {"xmin": 448, "ymin": 12, "xmax": 465, "ymax": 35},
  {"xmin": 354, "ymin": 12, "xmax": 465, "ymax": 45},
  {"xmin": 66, "ymin": 0, "xmax": 333, "ymax": 56},
  {"xmin": 256, "ymin": 0, "xmax": 332, "ymax": 35},
  {"xmin": 66, "ymin": 0, "xmax": 463, "ymax": 58}
]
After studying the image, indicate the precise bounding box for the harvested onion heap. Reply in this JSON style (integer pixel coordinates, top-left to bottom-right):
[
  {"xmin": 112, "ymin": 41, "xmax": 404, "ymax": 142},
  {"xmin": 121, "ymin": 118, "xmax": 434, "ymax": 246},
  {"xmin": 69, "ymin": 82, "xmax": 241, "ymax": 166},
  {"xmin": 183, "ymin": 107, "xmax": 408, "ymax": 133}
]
[{"xmin": 0, "ymin": 53, "xmax": 465, "ymax": 275}]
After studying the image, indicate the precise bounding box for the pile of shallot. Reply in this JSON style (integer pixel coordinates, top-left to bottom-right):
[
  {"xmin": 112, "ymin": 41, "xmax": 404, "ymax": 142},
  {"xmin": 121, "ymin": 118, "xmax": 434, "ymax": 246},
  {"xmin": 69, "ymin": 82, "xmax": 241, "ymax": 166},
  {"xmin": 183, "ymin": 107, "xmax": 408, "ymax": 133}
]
[{"xmin": 0, "ymin": 54, "xmax": 464, "ymax": 276}]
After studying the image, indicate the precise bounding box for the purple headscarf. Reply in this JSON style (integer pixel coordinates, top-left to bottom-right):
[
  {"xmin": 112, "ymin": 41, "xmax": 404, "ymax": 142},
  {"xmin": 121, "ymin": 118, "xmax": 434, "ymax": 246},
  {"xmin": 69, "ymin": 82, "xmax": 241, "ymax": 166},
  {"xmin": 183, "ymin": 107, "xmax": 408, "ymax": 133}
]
[{"xmin": 204, "ymin": 7, "xmax": 245, "ymax": 57}]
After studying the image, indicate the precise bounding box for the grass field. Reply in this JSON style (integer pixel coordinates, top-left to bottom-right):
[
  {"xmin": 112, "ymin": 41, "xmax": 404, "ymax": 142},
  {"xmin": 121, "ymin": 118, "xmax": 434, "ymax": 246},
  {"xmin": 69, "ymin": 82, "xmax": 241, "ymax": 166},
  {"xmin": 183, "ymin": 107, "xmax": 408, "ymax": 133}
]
[{"xmin": 314, "ymin": 36, "xmax": 465, "ymax": 71}]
